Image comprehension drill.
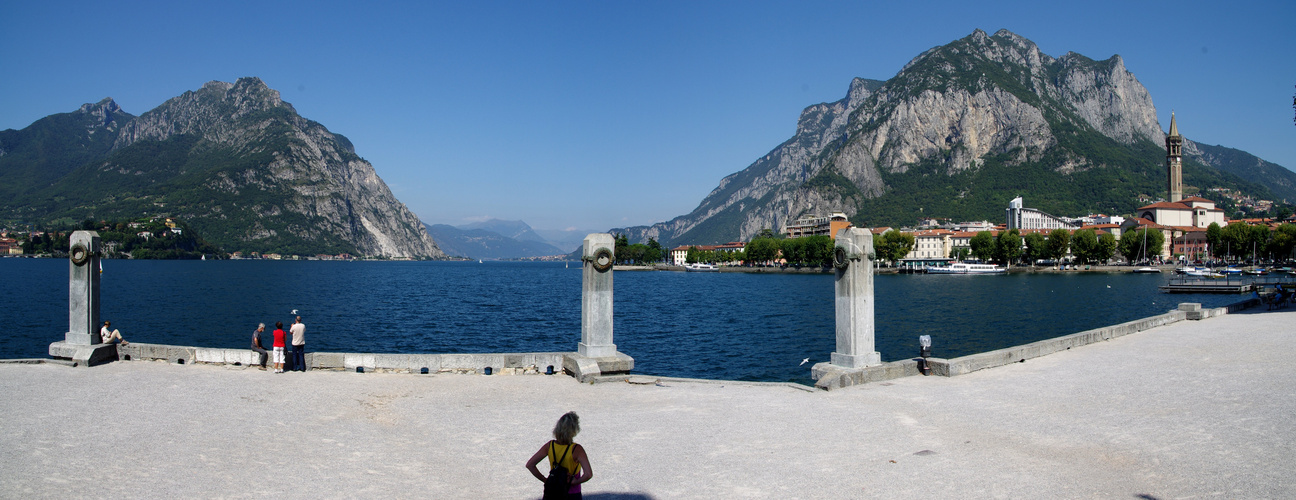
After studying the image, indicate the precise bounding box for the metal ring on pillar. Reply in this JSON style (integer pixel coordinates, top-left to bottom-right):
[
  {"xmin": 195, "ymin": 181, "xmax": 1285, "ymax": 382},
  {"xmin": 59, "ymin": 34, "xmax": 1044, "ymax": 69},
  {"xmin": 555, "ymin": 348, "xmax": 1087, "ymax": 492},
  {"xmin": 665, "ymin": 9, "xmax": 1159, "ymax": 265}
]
[
  {"xmin": 70, "ymin": 243, "xmax": 91, "ymax": 266},
  {"xmin": 833, "ymin": 247, "xmax": 850, "ymax": 270},
  {"xmin": 591, "ymin": 247, "xmax": 614, "ymax": 273}
]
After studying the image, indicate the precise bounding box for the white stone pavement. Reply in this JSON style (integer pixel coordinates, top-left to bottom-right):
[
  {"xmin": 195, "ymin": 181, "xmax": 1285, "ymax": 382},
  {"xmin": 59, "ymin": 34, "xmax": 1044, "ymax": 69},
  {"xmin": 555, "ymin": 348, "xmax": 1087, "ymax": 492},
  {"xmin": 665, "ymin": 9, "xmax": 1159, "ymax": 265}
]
[{"xmin": 1, "ymin": 307, "xmax": 1293, "ymax": 499}]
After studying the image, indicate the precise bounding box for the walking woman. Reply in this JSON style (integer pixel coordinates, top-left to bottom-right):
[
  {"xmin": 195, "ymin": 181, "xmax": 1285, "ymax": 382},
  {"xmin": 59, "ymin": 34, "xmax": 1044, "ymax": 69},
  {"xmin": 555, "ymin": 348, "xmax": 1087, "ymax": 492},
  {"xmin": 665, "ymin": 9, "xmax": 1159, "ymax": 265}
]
[{"xmin": 525, "ymin": 411, "xmax": 592, "ymax": 499}]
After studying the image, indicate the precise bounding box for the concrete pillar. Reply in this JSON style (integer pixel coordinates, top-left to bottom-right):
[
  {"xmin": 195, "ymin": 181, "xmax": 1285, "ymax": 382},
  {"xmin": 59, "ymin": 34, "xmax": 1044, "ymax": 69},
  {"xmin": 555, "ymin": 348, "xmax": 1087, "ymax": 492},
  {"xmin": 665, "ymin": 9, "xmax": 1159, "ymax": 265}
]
[
  {"xmin": 829, "ymin": 227, "xmax": 881, "ymax": 368},
  {"xmin": 66, "ymin": 231, "xmax": 102, "ymax": 345},
  {"xmin": 578, "ymin": 233, "xmax": 617, "ymax": 358},
  {"xmin": 49, "ymin": 230, "xmax": 118, "ymax": 366}
]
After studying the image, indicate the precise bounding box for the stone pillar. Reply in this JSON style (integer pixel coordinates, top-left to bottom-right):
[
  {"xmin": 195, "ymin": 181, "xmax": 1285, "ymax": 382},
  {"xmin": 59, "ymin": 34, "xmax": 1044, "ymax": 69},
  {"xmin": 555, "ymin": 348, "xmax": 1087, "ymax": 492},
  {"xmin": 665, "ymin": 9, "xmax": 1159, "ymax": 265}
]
[
  {"xmin": 563, "ymin": 233, "xmax": 633, "ymax": 382},
  {"xmin": 66, "ymin": 231, "xmax": 102, "ymax": 345},
  {"xmin": 578, "ymin": 233, "xmax": 617, "ymax": 358},
  {"xmin": 49, "ymin": 230, "xmax": 118, "ymax": 366},
  {"xmin": 829, "ymin": 227, "xmax": 881, "ymax": 368}
]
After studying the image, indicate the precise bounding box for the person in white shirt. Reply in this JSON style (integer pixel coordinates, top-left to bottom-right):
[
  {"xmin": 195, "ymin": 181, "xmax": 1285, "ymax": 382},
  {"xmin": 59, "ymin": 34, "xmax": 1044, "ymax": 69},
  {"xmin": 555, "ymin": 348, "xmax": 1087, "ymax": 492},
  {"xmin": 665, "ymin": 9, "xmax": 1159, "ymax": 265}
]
[
  {"xmin": 290, "ymin": 316, "xmax": 306, "ymax": 372},
  {"xmin": 100, "ymin": 321, "xmax": 128, "ymax": 345}
]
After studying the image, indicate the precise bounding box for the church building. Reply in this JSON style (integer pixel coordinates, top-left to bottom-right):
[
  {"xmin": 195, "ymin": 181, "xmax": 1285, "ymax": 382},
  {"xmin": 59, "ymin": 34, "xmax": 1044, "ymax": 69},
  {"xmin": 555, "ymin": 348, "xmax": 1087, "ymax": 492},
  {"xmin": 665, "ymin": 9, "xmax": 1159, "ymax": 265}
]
[{"xmin": 1122, "ymin": 114, "xmax": 1226, "ymax": 261}]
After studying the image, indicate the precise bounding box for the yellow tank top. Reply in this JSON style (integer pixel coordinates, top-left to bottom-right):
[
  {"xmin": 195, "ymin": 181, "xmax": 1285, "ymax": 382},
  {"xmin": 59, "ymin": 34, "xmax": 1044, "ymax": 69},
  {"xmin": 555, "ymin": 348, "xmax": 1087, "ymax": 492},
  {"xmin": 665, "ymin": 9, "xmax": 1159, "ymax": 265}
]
[{"xmin": 548, "ymin": 441, "xmax": 581, "ymax": 477}]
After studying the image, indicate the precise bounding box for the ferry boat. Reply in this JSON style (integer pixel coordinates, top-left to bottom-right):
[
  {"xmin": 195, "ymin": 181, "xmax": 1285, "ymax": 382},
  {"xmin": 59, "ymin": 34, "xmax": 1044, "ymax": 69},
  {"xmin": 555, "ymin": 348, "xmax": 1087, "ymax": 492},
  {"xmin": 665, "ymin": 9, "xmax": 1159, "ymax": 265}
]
[
  {"xmin": 925, "ymin": 262, "xmax": 1006, "ymax": 274},
  {"xmin": 684, "ymin": 263, "xmax": 719, "ymax": 272}
]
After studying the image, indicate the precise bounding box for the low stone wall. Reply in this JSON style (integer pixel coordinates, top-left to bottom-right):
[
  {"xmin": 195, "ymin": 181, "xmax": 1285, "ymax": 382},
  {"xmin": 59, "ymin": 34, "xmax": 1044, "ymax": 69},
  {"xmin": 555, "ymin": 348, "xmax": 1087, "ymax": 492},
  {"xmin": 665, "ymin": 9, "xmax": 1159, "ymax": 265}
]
[
  {"xmin": 115, "ymin": 343, "xmax": 567, "ymax": 375},
  {"xmin": 815, "ymin": 299, "xmax": 1261, "ymax": 390}
]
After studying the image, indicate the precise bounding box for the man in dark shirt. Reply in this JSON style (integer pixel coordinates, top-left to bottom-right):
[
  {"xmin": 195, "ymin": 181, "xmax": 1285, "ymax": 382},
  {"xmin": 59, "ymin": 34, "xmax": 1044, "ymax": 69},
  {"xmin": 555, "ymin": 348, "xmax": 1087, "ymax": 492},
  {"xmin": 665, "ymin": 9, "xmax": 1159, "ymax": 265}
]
[{"xmin": 251, "ymin": 323, "xmax": 268, "ymax": 370}]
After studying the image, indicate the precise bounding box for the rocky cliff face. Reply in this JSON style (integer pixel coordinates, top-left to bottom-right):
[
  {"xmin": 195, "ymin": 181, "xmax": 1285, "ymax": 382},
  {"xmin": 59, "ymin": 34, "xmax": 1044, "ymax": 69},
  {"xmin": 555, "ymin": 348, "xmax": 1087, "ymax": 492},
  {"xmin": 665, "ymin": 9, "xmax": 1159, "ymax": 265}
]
[
  {"xmin": 1, "ymin": 77, "xmax": 443, "ymax": 258},
  {"xmin": 614, "ymin": 29, "xmax": 1280, "ymax": 246},
  {"xmin": 113, "ymin": 78, "xmax": 443, "ymax": 258}
]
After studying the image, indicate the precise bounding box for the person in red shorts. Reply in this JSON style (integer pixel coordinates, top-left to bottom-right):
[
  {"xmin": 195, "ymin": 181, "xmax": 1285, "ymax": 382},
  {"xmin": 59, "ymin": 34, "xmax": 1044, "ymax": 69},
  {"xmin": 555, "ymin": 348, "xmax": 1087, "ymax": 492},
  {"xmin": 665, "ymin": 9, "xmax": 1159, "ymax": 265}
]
[{"xmin": 272, "ymin": 321, "xmax": 287, "ymax": 373}]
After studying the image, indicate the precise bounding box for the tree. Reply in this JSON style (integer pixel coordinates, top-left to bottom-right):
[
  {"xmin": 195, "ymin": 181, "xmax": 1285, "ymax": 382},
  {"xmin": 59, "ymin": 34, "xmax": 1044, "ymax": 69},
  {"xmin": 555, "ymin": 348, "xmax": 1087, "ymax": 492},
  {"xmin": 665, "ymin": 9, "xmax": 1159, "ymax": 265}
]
[
  {"xmin": 950, "ymin": 246, "xmax": 971, "ymax": 261},
  {"xmin": 685, "ymin": 246, "xmax": 700, "ymax": 264},
  {"xmin": 746, "ymin": 237, "xmax": 780, "ymax": 264},
  {"xmin": 1120, "ymin": 228, "xmax": 1165, "ymax": 263},
  {"xmin": 969, "ymin": 231, "xmax": 995, "ymax": 262},
  {"xmin": 1220, "ymin": 222, "xmax": 1256, "ymax": 260},
  {"xmin": 995, "ymin": 229, "xmax": 1023, "ymax": 267},
  {"xmin": 1022, "ymin": 233, "xmax": 1046, "ymax": 265},
  {"xmin": 875, "ymin": 230, "xmax": 915, "ymax": 266},
  {"xmin": 803, "ymin": 235, "xmax": 834, "ymax": 268},
  {"xmin": 780, "ymin": 238, "xmax": 805, "ymax": 266},
  {"xmin": 1205, "ymin": 222, "xmax": 1222, "ymax": 258},
  {"xmin": 1046, "ymin": 228, "xmax": 1070, "ymax": 261},
  {"xmin": 1266, "ymin": 223, "xmax": 1296, "ymax": 260},
  {"xmin": 644, "ymin": 238, "xmax": 664, "ymax": 263},
  {"xmin": 1096, "ymin": 233, "xmax": 1118, "ymax": 264},
  {"xmin": 1071, "ymin": 229, "xmax": 1099, "ymax": 264}
]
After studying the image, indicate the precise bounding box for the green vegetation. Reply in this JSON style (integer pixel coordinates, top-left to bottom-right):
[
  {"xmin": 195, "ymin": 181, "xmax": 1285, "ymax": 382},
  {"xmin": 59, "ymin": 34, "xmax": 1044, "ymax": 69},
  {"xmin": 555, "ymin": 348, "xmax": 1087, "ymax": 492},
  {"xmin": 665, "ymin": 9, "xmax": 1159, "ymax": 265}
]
[
  {"xmin": 874, "ymin": 230, "xmax": 915, "ymax": 266},
  {"xmin": 612, "ymin": 234, "xmax": 665, "ymax": 264},
  {"xmin": 15, "ymin": 217, "xmax": 224, "ymax": 259},
  {"xmin": 1119, "ymin": 228, "xmax": 1165, "ymax": 262}
]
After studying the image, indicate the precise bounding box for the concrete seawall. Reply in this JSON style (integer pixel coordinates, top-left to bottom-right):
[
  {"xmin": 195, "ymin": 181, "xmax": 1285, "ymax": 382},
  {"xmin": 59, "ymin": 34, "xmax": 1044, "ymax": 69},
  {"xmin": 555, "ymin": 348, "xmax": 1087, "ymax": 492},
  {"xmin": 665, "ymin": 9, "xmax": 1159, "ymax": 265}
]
[
  {"xmin": 813, "ymin": 298, "xmax": 1260, "ymax": 390},
  {"xmin": 44, "ymin": 298, "xmax": 1264, "ymax": 390},
  {"xmin": 113, "ymin": 343, "xmax": 568, "ymax": 376}
]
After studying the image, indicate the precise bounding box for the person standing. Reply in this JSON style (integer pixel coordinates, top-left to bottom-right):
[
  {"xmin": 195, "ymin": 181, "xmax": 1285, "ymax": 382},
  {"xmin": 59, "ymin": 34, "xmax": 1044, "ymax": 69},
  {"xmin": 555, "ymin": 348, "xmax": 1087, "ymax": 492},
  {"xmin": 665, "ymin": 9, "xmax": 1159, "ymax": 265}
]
[
  {"xmin": 526, "ymin": 412, "xmax": 593, "ymax": 499},
  {"xmin": 251, "ymin": 323, "xmax": 268, "ymax": 370},
  {"xmin": 290, "ymin": 316, "xmax": 306, "ymax": 372},
  {"xmin": 271, "ymin": 321, "xmax": 287, "ymax": 373}
]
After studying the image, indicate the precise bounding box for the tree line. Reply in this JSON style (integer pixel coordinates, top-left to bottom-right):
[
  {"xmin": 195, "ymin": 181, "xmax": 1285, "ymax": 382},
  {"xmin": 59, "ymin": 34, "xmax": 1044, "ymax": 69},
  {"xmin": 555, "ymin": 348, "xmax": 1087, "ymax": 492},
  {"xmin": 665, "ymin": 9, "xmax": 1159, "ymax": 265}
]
[{"xmin": 13, "ymin": 218, "xmax": 225, "ymax": 259}]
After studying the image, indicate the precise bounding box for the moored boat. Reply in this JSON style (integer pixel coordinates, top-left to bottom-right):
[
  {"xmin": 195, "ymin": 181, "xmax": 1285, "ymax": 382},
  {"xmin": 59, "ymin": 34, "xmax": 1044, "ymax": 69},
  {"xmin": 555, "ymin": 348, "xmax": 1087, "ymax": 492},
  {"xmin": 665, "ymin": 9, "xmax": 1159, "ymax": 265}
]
[
  {"xmin": 926, "ymin": 262, "xmax": 1006, "ymax": 274},
  {"xmin": 684, "ymin": 263, "xmax": 719, "ymax": 272},
  {"xmin": 1133, "ymin": 267, "xmax": 1161, "ymax": 273}
]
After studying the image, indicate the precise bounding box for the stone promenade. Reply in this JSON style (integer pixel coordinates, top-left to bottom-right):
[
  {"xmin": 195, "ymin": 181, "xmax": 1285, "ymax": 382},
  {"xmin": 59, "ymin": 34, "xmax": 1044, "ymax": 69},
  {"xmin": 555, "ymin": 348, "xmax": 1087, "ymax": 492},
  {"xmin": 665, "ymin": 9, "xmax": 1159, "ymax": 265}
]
[{"xmin": 1, "ymin": 307, "xmax": 1292, "ymax": 499}]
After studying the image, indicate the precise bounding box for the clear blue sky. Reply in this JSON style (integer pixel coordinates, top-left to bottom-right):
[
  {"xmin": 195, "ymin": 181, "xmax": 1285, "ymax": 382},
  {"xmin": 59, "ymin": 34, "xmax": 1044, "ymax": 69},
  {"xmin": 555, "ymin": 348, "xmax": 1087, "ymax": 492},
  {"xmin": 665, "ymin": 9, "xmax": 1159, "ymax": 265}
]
[{"xmin": 2, "ymin": 1, "xmax": 1293, "ymax": 232}]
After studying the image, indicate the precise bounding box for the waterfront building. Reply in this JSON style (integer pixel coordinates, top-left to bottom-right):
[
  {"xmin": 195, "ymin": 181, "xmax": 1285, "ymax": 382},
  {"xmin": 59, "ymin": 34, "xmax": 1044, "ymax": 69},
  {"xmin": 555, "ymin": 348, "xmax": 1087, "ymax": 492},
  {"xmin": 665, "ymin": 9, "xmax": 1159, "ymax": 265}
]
[
  {"xmin": 669, "ymin": 242, "xmax": 747, "ymax": 266},
  {"xmin": 903, "ymin": 229, "xmax": 954, "ymax": 259},
  {"xmin": 1005, "ymin": 197, "xmax": 1081, "ymax": 231},
  {"xmin": 784, "ymin": 212, "xmax": 852, "ymax": 239}
]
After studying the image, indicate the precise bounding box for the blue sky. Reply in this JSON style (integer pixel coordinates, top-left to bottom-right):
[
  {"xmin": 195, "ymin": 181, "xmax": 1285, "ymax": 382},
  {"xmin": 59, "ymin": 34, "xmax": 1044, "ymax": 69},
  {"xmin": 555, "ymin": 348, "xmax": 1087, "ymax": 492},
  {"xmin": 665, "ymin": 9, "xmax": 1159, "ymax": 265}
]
[{"xmin": 2, "ymin": 1, "xmax": 1293, "ymax": 233}]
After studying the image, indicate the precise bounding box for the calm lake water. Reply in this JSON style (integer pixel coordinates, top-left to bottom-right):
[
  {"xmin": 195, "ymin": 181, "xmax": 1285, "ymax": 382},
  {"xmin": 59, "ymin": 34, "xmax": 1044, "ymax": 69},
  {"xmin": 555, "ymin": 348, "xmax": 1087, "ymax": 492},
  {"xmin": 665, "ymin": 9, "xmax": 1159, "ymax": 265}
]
[{"xmin": 0, "ymin": 259, "xmax": 1248, "ymax": 383}]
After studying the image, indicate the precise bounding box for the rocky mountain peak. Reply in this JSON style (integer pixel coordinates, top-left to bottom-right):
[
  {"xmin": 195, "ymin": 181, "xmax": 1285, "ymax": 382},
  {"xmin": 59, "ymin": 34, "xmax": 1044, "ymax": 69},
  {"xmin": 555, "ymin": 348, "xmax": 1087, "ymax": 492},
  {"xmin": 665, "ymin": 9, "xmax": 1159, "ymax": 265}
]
[{"xmin": 75, "ymin": 97, "xmax": 126, "ymax": 132}]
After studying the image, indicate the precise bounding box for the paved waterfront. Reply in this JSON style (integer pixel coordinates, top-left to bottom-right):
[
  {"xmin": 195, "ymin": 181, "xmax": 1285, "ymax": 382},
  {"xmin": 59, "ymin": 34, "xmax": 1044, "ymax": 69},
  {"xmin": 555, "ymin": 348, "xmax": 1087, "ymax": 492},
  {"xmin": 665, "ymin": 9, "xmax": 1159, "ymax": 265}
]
[{"xmin": 1, "ymin": 307, "xmax": 1293, "ymax": 499}]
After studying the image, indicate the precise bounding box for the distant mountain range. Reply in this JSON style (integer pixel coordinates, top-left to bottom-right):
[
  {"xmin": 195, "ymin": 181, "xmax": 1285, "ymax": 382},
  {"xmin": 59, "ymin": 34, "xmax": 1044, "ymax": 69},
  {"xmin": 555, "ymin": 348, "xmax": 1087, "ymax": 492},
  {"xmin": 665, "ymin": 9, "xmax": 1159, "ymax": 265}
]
[
  {"xmin": 423, "ymin": 219, "xmax": 577, "ymax": 259},
  {"xmin": 612, "ymin": 29, "xmax": 1296, "ymax": 247},
  {"xmin": 0, "ymin": 78, "xmax": 444, "ymax": 258}
]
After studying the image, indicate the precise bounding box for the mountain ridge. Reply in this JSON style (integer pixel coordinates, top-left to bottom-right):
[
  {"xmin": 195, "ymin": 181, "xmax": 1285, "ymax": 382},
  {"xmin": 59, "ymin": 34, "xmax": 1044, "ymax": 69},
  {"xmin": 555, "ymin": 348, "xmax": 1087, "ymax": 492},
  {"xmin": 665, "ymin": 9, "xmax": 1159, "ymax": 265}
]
[
  {"xmin": 611, "ymin": 29, "xmax": 1293, "ymax": 247},
  {"xmin": 0, "ymin": 77, "xmax": 444, "ymax": 259}
]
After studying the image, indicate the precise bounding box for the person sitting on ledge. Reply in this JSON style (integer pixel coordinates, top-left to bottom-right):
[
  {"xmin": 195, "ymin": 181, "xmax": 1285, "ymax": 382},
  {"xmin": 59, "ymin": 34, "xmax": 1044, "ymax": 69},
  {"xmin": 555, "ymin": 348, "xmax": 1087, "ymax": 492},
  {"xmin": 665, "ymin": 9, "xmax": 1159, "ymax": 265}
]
[{"xmin": 100, "ymin": 321, "xmax": 129, "ymax": 346}]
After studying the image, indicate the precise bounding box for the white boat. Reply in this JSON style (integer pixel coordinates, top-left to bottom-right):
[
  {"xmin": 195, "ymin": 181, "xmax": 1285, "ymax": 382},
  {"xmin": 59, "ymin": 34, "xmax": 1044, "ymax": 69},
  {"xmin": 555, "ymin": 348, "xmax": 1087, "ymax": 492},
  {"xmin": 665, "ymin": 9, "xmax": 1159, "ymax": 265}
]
[
  {"xmin": 925, "ymin": 262, "xmax": 1006, "ymax": 274},
  {"xmin": 1132, "ymin": 267, "xmax": 1161, "ymax": 273},
  {"xmin": 684, "ymin": 263, "xmax": 719, "ymax": 272}
]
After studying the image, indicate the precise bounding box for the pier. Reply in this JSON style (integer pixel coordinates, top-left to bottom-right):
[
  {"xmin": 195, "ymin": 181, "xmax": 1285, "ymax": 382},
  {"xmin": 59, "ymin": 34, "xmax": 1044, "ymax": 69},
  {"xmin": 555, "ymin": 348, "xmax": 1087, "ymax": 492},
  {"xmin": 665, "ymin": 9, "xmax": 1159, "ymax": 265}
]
[{"xmin": 3, "ymin": 305, "xmax": 1293, "ymax": 497}]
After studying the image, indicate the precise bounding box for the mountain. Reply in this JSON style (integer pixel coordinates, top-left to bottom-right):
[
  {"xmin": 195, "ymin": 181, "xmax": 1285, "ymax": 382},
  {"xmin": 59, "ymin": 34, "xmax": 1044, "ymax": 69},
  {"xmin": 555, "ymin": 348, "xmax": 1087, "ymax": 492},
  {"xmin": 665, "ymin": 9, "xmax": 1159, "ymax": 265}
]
[
  {"xmin": 0, "ymin": 78, "xmax": 444, "ymax": 258},
  {"xmin": 424, "ymin": 222, "xmax": 565, "ymax": 260},
  {"xmin": 458, "ymin": 219, "xmax": 550, "ymax": 243},
  {"xmin": 612, "ymin": 29, "xmax": 1295, "ymax": 247}
]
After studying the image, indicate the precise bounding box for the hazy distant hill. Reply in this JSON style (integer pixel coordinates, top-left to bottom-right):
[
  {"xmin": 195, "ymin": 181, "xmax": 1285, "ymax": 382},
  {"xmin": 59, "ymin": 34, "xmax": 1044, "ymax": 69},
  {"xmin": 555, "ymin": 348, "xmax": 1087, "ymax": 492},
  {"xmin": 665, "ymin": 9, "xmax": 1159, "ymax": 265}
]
[
  {"xmin": 0, "ymin": 78, "xmax": 444, "ymax": 258},
  {"xmin": 612, "ymin": 29, "xmax": 1295, "ymax": 246},
  {"xmin": 424, "ymin": 222, "xmax": 565, "ymax": 259}
]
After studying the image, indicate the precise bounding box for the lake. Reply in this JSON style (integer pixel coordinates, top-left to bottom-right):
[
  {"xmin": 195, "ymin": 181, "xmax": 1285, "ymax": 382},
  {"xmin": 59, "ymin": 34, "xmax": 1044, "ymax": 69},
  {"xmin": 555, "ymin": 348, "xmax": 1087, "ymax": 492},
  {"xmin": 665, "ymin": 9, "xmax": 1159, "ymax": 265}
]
[{"xmin": 0, "ymin": 259, "xmax": 1247, "ymax": 384}]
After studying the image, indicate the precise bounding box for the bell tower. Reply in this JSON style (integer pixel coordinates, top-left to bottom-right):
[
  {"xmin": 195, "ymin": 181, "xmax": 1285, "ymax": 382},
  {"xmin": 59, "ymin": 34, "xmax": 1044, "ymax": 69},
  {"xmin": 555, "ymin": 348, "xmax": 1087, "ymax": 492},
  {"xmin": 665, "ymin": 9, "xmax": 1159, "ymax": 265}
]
[{"xmin": 1166, "ymin": 112, "xmax": 1183, "ymax": 202}]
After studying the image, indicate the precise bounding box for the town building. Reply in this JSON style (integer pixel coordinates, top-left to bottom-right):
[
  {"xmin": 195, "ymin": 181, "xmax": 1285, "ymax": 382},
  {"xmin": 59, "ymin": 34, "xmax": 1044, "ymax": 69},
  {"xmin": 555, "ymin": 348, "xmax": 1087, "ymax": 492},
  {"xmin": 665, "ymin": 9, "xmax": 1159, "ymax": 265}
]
[
  {"xmin": 669, "ymin": 242, "xmax": 747, "ymax": 266},
  {"xmin": 1005, "ymin": 197, "xmax": 1081, "ymax": 231},
  {"xmin": 784, "ymin": 212, "xmax": 852, "ymax": 239},
  {"xmin": 1135, "ymin": 196, "xmax": 1227, "ymax": 229}
]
